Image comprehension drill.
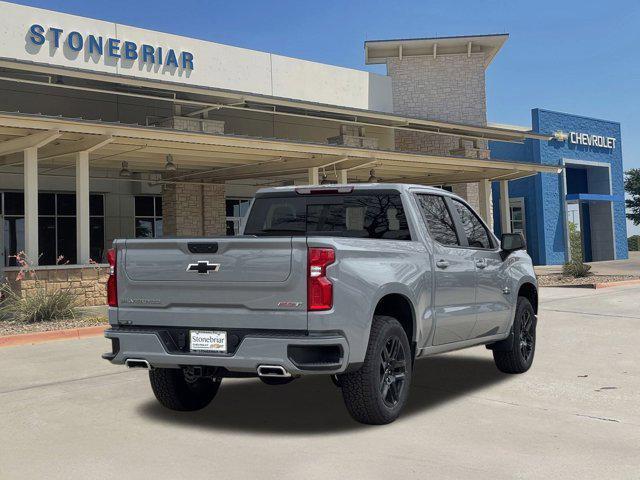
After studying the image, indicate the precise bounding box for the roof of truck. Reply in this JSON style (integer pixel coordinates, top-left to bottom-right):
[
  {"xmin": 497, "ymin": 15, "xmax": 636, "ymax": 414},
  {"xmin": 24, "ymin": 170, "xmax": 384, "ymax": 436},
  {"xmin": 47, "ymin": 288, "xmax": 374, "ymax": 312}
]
[{"xmin": 255, "ymin": 183, "xmax": 451, "ymax": 195}]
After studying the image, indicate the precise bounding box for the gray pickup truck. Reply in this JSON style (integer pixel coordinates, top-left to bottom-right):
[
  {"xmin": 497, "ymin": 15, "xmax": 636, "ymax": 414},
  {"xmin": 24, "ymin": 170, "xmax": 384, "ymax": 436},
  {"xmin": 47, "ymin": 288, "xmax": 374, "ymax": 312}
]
[{"xmin": 103, "ymin": 183, "xmax": 538, "ymax": 424}]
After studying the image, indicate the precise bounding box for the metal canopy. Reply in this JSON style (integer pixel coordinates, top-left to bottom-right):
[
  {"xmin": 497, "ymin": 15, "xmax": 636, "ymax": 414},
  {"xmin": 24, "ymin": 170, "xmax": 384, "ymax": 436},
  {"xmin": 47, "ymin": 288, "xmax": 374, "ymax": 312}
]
[
  {"xmin": 0, "ymin": 111, "xmax": 560, "ymax": 186},
  {"xmin": 0, "ymin": 59, "xmax": 550, "ymax": 144}
]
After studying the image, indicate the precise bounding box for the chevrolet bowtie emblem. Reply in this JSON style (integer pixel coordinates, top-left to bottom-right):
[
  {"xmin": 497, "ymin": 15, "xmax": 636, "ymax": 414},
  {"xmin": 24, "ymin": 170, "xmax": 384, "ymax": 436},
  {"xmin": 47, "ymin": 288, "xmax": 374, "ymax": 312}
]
[{"xmin": 186, "ymin": 261, "xmax": 220, "ymax": 274}]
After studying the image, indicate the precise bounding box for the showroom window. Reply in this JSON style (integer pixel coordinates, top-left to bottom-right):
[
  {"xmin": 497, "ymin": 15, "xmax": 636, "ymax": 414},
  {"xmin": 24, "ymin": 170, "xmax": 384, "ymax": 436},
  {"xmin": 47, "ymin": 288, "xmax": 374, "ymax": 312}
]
[
  {"xmin": 135, "ymin": 196, "xmax": 163, "ymax": 238},
  {"xmin": 2, "ymin": 192, "xmax": 105, "ymax": 266},
  {"xmin": 226, "ymin": 198, "xmax": 251, "ymax": 236}
]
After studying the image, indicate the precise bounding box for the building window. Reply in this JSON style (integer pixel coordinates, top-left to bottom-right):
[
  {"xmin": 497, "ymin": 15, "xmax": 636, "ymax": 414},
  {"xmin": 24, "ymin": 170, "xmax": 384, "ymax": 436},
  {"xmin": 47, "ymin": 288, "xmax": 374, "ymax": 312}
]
[
  {"xmin": 2, "ymin": 192, "xmax": 105, "ymax": 266},
  {"xmin": 226, "ymin": 198, "xmax": 251, "ymax": 236},
  {"xmin": 135, "ymin": 196, "xmax": 163, "ymax": 238},
  {"xmin": 509, "ymin": 198, "xmax": 526, "ymax": 239}
]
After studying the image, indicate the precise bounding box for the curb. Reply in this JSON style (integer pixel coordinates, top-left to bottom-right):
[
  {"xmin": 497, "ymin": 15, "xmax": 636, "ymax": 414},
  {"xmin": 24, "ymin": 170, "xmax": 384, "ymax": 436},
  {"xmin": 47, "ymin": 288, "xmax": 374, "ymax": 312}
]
[
  {"xmin": 592, "ymin": 279, "xmax": 640, "ymax": 289},
  {"xmin": 543, "ymin": 279, "xmax": 640, "ymax": 289},
  {"xmin": 0, "ymin": 324, "xmax": 107, "ymax": 348}
]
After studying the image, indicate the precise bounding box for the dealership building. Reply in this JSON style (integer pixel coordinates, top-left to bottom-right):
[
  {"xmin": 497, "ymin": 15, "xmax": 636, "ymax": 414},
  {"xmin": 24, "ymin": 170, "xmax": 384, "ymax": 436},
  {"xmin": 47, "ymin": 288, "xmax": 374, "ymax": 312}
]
[{"xmin": 0, "ymin": 1, "xmax": 628, "ymax": 304}]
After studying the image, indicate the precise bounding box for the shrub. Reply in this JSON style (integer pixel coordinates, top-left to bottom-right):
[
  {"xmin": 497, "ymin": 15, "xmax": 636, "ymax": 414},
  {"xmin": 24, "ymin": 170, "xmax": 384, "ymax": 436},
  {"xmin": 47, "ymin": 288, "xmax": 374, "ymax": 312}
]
[
  {"xmin": 0, "ymin": 284, "xmax": 79, "ymax": 323},
  {"xmin": 629, "ymin": 235, "xmax": 640, "ymax": 252},
  {"xmin": 568, "ymin": 221, "xmax": 583, "ymax": 261},
  {"xmin": 562, "ymin": 260, "xmax": 592, "ymax": 278}
]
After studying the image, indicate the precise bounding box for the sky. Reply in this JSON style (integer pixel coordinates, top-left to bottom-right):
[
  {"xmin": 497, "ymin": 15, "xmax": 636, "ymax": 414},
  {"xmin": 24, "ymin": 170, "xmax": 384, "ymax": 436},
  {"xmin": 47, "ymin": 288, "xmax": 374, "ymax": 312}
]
[{"xmin": 8, "ymin": 0, "xmax": 640, "ymax": 234}]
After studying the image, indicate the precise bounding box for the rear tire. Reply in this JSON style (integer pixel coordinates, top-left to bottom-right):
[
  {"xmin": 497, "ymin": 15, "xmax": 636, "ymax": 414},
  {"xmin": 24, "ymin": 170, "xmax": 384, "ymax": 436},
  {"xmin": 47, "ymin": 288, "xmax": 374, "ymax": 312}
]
[
  {"xmin": 149, "ymin": 368, "xmax": 220, "ymax": 411},
  {"xmin": 493, "ymin": 296, "xmax": 537, "ymax": 374},
  {"xmin": 339, "ymin": 315, "xmax": 412, "ymax": 425}
]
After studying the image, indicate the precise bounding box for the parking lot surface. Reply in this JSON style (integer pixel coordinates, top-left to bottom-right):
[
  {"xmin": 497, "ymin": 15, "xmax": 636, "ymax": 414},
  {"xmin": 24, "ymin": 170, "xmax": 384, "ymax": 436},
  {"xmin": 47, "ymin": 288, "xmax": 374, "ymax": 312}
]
[{"xmin": 1, "ymin": 285, "xmax": 639, "ymax": 479}]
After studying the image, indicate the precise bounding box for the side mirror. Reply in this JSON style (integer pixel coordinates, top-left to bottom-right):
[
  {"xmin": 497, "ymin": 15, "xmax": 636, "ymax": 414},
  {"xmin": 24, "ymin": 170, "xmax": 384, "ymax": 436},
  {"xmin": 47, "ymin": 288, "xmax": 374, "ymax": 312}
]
[{"xmin": 501, "ymin": 233, "xmax": 526, "ymax": 254}]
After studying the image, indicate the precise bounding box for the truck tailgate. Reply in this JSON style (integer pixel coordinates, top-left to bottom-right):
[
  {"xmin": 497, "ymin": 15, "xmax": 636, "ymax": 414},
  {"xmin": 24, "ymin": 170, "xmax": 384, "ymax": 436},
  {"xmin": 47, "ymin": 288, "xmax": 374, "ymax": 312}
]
[{"xmin": 115, "ymin": 237, "xmax": 308, "ymax": 330}]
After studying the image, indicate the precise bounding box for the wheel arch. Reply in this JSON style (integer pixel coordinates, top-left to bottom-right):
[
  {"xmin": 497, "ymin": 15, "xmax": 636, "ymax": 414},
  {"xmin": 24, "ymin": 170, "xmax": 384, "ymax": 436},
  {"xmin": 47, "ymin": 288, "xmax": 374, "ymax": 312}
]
[
  {"xmin": 518, "ymin": 281, "xmax": 538, "ymax": 314},
  {"xmin": 373, "ymin": 292, "xmax": 416, "ymax": 345}
]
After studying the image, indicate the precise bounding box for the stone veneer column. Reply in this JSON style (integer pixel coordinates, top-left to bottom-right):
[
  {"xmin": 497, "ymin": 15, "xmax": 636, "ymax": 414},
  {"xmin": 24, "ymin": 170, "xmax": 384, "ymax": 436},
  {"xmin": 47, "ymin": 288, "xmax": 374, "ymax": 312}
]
[
  {"xmin": 162, "ymin": 182, "xmax": 226, "ymax": 237},
  {"xmin": 387, "ymin": 53, "xmax": 490, "ymax": 211},
  {"xmin": 203, "ymin": 184, "xmax": 227, "ymax": 236}
]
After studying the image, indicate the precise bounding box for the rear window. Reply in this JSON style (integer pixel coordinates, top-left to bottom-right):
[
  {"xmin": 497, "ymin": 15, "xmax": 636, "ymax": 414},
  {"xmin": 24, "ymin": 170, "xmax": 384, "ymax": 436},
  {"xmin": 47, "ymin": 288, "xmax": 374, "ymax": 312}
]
[{"xmin": 244, "ymin": 191, "xmax": 411, "ymax": 240}]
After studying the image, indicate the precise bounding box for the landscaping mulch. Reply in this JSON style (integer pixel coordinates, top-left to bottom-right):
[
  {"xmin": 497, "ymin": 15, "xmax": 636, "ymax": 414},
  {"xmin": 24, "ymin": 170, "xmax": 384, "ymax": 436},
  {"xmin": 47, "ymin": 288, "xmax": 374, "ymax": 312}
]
[
  {"xmin": 537, "ymin": 274, "xmax": 640, "ymax": 287},
  {"xmin": 0, "ymin": 316, "xmax": 108, "ymax": 336}
]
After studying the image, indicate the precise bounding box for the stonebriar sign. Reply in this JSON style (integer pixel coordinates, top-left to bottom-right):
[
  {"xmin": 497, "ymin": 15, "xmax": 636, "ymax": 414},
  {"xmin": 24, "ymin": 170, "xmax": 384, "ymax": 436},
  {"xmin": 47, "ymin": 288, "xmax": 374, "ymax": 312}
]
[{"xmin": 27, "ymin": 24, "xmax": 195, "ymax": 70}]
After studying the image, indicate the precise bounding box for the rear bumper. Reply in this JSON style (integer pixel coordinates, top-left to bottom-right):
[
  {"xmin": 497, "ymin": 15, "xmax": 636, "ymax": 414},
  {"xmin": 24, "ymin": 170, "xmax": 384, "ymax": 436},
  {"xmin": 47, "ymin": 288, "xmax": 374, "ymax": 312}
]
[{"xmin": 103, "ymin": 328, "xmax": 350, "ymax": 375}]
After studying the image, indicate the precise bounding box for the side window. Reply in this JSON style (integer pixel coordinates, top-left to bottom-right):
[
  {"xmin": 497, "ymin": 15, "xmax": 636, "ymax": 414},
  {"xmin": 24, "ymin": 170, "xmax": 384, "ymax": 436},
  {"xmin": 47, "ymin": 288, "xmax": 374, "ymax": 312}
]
[
  {"xmin": 452, "ymin": 200, "xmax": 493, "ymax": 249},
  {"xmin": 416, "ymin": 194, "xmax": 459, "ymax": 246}
]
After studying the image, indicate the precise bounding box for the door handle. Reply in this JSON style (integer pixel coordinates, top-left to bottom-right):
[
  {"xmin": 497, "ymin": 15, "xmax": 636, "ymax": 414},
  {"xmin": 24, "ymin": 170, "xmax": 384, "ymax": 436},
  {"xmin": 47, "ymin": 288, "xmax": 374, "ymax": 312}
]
[
  {"xmin": 476, "ymin": 259, "xmax": 487, "ymax": 269},
  {"xmin": 436, "ymin": 259, "xmax": 449, "ymax": 269}
]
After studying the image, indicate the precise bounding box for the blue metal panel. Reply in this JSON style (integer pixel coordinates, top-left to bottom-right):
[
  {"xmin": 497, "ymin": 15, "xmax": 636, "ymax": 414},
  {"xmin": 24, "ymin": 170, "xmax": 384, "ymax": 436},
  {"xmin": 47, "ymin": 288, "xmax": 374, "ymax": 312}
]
[
  {"xmin": 565, "ymin": 194, "xmax": 623, "ymax": 202},
  {"xmin": 566, "ymin": 168, "xmax": 588, "ymax": 194}
]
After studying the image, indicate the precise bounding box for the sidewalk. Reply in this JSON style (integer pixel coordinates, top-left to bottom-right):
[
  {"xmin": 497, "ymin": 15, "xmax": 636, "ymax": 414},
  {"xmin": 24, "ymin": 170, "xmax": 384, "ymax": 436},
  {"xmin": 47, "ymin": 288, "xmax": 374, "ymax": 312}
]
[{"xmin": 535, "ymin": 251, "xmax": 640, "ymax": 276}]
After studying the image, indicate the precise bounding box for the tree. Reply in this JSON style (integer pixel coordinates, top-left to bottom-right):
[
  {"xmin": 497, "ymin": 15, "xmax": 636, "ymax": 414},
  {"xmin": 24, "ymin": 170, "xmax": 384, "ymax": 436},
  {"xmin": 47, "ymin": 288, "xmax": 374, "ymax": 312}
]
[{"xmin": 625, "ymin": 168, "xmax": 640, "ymax": 226}]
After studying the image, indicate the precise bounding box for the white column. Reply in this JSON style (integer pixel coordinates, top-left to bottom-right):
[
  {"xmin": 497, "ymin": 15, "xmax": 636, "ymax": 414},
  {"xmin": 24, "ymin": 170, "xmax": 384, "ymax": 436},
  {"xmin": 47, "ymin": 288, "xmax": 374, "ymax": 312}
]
[
  {"xmin": 23, "ymin": 147, "xmax": 39, "ymax": 265},
  {"xmin": 308, "ymin": 167, "xmax": 319, "ymax": 185},
  {"xmin": 76, "ymin": 151, "xmax": 90, "ymax": 264},
  {"xmin": 500, "ymin": 180, "xmax": 512, "ymax": 234},
  {"xmin": 478, "ymin": 179, "xmax": 492, "ymax": 228},
  {"xmin": 337, "ymin": 169, "xmax": 348, "ymax": 184}
]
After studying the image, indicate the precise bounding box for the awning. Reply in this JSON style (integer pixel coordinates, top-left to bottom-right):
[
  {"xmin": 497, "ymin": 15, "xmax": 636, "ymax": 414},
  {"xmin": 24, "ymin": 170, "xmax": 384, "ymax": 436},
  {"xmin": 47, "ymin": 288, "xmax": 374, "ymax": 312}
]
[
  {"xmin": 0, "ymin": 111, "xmax": 561, "ymax": 185},
  {"xmin": 566, "ymin": 194, "xmax": 623, "ymax": 202},
  {"xmin": 0, "ymin": 58, "xmax": 550, "ymax": 145}
]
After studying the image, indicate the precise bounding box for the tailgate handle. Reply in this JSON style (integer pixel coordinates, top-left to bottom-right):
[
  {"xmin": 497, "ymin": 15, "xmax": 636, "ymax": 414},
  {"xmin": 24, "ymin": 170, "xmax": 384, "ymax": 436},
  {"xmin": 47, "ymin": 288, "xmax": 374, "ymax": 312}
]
[{"xmin": 188, "ymin": 242, "xmax": 219, "ymax": 254}]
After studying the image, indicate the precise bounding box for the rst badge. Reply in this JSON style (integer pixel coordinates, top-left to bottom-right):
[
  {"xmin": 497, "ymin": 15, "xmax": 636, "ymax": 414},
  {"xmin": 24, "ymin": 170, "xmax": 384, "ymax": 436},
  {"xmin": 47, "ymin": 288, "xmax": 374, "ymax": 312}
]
[{"xmin": 186, "ymin": 261, "xmax": 220, "ymax": 274}]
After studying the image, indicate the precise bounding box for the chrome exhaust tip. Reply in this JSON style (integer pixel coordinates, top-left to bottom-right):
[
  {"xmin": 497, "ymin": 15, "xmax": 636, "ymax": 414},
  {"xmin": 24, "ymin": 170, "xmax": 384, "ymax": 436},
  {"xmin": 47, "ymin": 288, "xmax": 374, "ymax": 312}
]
[
  {"xmin": 257, "ymin": 365, "xmax": 291, "ymax": 377},
  {"xmin": 125, "ymin": 358, "xmax": 150, "ymax": 369}
]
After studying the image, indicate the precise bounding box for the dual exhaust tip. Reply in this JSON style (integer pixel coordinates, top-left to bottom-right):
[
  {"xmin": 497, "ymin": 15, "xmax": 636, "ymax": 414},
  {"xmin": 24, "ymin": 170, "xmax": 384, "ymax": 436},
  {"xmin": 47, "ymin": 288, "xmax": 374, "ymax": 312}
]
[
  {"xmin": 125, "ymin": 358, "xmax": 150, "ymax": 369},
  {"xmin": 126, "ymin": 360, "xmax": 290, "ymax": 378},
  {"xmin": 257, "ymin": 365, "xmax": 291, "ymax": 377}
]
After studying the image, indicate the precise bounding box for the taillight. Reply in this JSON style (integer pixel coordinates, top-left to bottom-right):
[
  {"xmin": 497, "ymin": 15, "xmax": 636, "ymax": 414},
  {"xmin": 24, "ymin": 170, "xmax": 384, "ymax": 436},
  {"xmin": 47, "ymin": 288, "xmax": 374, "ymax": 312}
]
[
  {"xmin": 307, "ymin": 247, "xmax": 335, "ymax": 311},
  {"xmin": 107, "ymin": 248, "xmax": 118, "ymax": 307}
]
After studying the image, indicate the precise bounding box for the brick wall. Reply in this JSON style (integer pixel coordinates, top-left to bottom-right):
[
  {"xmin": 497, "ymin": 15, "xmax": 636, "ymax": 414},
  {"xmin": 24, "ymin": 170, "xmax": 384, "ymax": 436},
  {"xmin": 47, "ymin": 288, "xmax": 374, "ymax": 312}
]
[
  {"xmin": 5, "ymin": 266, "xmax": 109, "ymax": 307},
  {"xmin": 387, "ymin": 53, "xmax": 490, "ymax": 210}
]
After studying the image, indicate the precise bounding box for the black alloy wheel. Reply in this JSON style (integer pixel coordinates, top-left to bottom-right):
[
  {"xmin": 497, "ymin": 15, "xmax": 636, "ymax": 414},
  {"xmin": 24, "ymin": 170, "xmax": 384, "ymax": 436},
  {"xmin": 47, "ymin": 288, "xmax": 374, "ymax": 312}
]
[{"xmin": 379, "ymin": 335, "xmax": 408, "ymax": 408}]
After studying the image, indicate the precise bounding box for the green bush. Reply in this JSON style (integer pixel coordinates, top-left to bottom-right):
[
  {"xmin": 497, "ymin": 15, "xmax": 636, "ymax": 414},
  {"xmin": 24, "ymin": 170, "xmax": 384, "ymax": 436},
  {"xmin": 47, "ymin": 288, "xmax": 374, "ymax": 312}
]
[
  {"xmin": 568, "ymin": 221, "xmax": 583, "ymax": 261},
  {"xmin": 562, "ymin": 261, "xmax": 592, "ymax": 278},
  {"xmin": 0, "ymin": 284, "xmax": 79, "ymax": 323},
  {"xmin": 629, "ymin": 235, "xmax": 640, "ymax": 252}
]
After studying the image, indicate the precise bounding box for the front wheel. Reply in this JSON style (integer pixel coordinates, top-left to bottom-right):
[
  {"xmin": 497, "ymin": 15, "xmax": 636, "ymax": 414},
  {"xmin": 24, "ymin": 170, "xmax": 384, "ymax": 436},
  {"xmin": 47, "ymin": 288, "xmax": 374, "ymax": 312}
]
[
  {"xmin": 339, "ymin": 315, "xmax": 412, "ymax": 425},
  {"xmin": 493, "ymin": 296, "xmax": 537, "ymax": 374},
  {"xmin": 149, "ymin": 367, "xmax": 221, "ymax": 411}
]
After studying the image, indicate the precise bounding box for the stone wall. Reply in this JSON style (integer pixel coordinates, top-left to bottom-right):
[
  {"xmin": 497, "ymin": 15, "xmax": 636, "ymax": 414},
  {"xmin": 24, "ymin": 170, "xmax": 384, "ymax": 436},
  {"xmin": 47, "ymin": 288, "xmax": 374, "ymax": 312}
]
[
  {"xmin": 203, "ymin": 184, "xmax": 227, "ymax": 236},
  {"xmin": 387, "ymin": 53, "xmax": 491, "ymax": 210},
  {"xmin": 163, "ymin": 182, "xmax": 226, "ymax": 237},
  {"xmin": 5, "ymin": 266, "xmax": 109, "ymax": 307}
]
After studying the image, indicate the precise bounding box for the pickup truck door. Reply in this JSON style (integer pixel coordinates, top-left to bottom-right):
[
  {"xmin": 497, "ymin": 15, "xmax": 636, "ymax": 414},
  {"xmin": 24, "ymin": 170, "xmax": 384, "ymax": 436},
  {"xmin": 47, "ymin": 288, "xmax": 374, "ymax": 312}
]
[
  {"xmin": 415, "ymin": 194, "xmax": 477, "ymax": 345},
  {"xmin": 449, "ymin": 199, "xmax": 512, "ymax": 339}
]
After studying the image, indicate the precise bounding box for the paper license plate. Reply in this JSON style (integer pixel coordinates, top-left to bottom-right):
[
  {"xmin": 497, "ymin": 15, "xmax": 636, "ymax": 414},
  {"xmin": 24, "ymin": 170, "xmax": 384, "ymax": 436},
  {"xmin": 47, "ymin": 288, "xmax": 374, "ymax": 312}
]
[{"xmin": 189, "ymin": 330, "xmax": 227, "ymax": 353}]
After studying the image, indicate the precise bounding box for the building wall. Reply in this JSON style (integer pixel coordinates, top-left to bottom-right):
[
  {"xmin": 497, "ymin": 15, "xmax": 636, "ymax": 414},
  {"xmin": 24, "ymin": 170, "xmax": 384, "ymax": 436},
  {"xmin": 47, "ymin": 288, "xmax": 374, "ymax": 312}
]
[
  {"xmin": 490, "ymin": 108, "xmax": 628, "ymax": 265},
  {"xmin": 387, "ymin": 53, "xmax": 489, "ymax": 211}
]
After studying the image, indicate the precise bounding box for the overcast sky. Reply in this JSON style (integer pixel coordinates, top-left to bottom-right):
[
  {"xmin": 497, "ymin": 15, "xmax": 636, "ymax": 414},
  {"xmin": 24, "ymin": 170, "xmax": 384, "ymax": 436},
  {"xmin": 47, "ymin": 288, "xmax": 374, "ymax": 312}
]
[{"xmin": 9, "ymin": 0, "xmax": 640, "ymax": 235}]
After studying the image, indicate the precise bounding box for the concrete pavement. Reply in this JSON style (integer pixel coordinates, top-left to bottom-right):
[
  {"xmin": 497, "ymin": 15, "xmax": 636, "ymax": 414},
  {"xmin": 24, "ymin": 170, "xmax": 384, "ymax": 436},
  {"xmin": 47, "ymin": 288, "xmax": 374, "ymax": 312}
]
[{"xmin": 1, "ymin": 286, "xmax": 639, "ymax": 479}]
